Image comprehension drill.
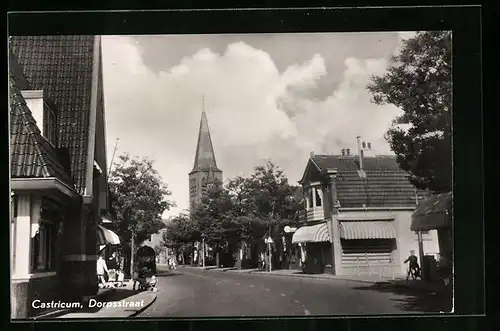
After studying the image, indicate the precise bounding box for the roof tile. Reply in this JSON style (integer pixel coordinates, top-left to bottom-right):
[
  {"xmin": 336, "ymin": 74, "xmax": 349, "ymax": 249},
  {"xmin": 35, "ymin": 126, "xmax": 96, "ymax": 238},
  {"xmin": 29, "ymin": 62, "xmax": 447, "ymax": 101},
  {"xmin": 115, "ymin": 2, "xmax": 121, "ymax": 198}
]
[
  {"xmin": 311, "ymin": 154, "xmax": 418, "ymax": 208},
  {"xmin": 9, "ymin": 73, "xmax": 74, "ymax": 186},
  {"xmin": 10, "ymin": 36, "xmax": 96, "ymax": 195}
]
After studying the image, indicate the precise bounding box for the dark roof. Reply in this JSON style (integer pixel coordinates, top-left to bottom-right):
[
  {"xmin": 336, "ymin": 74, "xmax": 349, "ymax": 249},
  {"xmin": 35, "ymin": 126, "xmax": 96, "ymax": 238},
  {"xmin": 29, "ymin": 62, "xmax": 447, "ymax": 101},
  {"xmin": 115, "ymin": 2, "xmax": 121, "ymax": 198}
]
[
  {"xmin": 309, "ymin": 155, "xmax": 418, "ymax": 208},
  {"xmin": 413, "ymin": 192, "xmax": 452, "ymax": 217},
  {"xmin": 411, "ymin": 192, "xmax": 452, "ymax": 230},
  {"xmin": 10, "ymin": 36, "xmax": 97, "ymax": 195},
  {"xmin": 190, "ymin": 111, "xmax": 222, "ymax": 174},
  {"xmin": 9, "ymin": 73, "xmax": 74, "ymax": 186},
  {"xmin": 312, "ymin": 154, "xmax": 403, "ymax": 172}
]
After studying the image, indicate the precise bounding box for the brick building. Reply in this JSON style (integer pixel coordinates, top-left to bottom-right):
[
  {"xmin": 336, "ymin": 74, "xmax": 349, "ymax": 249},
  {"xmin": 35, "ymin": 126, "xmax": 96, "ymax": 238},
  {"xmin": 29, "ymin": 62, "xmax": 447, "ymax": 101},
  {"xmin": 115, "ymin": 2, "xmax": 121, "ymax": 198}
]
[{"xmin": 189, "ymin": 110, "xmax": 223, "ymax": 213}]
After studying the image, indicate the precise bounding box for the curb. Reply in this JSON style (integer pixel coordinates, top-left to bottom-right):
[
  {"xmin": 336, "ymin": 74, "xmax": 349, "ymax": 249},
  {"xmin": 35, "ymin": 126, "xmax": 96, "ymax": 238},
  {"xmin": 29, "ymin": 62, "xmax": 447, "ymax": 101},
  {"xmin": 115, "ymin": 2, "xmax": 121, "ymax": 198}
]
[
  {"xmin": 129, "ymin": 292, "xmax": 158, "ymax": 317},
  {"xmin": 33, "ymin": 288, "xmax": 117, "ymax": 319}
]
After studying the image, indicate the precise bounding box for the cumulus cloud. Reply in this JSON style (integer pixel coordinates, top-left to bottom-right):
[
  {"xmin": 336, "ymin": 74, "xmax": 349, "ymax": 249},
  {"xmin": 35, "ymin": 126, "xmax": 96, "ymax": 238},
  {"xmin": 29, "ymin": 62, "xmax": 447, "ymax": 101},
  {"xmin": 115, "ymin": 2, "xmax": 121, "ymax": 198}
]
[{"xmin": 102, "ymin": 35, "xmax": 403, "ymax": 219}]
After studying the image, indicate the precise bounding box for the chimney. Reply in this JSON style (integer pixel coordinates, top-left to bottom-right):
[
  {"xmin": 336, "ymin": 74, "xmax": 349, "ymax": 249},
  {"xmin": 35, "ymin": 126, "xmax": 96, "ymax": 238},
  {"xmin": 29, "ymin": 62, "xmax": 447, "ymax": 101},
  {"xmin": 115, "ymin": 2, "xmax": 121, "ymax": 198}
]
[
  {"xmin": 367, "ymin": 142, "xmax": 372, "ymax": 149},
  {"xmin": 362, "ymin": 141, "xmax": 366, "ymax": 149},
  {"xmin": 341, "ymin": 149, "xmax": 345, "ymax": 156},
  {"xmin": 356, "ymin": 136, "xmax": 364, "ymax": 171},
  {"xmin": 346, "ymin": 148, "xmax": 351, "ymax": 156},
  {"xmin": 310, "ymin": 151, "xmax": 315, "ymax": 158}
]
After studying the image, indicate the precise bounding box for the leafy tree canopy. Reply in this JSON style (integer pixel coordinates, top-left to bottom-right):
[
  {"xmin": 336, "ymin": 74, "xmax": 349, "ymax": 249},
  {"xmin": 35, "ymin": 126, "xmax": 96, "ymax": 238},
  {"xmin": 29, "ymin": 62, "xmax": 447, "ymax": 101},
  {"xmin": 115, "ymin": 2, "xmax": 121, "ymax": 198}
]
[
  {"xmin": 367, "ymin": 31, "xmax": 452, "ymax": 193},
  {"xmin": 163, "ymin": 213, "xmax": 199, "ymax": 247},
  {"xmin": 109, "ymin": 153, "xmax": 175, "ymax": 244},
  {"xmin": 189, "ymin": 161, "xmax": 305, "ymax": 246}
]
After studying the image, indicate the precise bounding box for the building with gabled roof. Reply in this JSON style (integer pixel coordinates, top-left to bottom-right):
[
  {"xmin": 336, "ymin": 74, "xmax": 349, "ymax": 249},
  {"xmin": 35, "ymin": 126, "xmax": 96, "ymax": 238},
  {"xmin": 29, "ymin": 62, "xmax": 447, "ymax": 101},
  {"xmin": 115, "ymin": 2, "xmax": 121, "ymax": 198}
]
[
  {"xmin": 9, "ymin": 36, "xmax": 114, "ymax": 319},
  {"xmin": 292, "ymin": 149, "xmax": 439, "ymax": 277}
]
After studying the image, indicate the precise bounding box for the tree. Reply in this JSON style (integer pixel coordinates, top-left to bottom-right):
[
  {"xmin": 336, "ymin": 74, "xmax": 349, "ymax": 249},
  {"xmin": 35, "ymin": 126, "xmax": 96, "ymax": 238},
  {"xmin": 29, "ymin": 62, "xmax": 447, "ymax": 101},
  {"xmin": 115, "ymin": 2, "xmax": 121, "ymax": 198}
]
[
  {"xmin": 109, "ymin": 153, "xmax": 175, "ymax": 276},
  {"xmin": 163, "ymin": 213, "xmax": 199, "ymax": 245},
  {"xmin": 367, "ymin": 31, "xmax": 452, "ymax": 193},
  {"xmin": 191, "ymin": 184, "xmax": 236, "ymax": 266}
]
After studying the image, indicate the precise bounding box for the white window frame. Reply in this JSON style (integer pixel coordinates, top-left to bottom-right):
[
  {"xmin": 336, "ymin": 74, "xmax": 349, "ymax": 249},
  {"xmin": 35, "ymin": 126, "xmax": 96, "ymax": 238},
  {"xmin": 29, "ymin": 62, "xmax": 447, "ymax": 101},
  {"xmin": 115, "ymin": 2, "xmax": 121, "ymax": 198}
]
[{"xmin": 43, "ymin": 103, "xmax": 57, "ymax": 145}]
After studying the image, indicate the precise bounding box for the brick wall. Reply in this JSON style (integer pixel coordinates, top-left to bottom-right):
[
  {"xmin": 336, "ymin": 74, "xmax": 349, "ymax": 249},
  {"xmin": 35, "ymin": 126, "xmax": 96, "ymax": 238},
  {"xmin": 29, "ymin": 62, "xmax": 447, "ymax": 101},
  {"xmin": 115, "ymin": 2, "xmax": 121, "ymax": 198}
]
[{"xmin": 11, "ymin": 275, "xmax": 60, "ymax": 319}]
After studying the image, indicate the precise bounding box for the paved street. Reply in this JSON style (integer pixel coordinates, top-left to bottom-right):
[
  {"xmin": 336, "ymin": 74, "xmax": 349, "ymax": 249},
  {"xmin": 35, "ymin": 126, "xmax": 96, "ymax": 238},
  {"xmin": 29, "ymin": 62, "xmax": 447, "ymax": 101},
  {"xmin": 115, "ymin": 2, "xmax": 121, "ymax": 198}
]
[{"xmin": 137, "ymin": 266, "xmax": 452, "ymax": 317}]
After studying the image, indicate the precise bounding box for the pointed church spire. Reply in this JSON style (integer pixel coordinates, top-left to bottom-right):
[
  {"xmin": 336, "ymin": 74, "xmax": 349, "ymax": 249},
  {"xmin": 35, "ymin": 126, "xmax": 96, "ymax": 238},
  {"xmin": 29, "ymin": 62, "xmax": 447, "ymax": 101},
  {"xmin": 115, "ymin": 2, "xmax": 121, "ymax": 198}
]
[{"xmin": 190, "ymin": 99, "xmax": 221, "ymax": 174}]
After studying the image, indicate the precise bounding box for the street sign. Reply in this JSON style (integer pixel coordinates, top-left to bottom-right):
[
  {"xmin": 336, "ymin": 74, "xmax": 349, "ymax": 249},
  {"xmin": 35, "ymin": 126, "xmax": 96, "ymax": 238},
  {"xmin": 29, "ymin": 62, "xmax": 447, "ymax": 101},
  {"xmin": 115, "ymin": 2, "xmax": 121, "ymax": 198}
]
[{"xmin": 264, "ymin": 237, "xmax": 273, "ymax": 244}]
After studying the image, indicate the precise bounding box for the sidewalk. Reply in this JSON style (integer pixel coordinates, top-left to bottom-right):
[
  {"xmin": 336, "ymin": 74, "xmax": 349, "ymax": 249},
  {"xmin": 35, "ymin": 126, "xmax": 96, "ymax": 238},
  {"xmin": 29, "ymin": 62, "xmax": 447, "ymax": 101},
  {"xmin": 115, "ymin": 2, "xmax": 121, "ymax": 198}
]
[
  {"xmin": 34, "ymin": 287, "xmax": 116, "ymax": 319},
  {"xmin": 35, "ymin": 280, "xmax": 157, "ymax": 319}
]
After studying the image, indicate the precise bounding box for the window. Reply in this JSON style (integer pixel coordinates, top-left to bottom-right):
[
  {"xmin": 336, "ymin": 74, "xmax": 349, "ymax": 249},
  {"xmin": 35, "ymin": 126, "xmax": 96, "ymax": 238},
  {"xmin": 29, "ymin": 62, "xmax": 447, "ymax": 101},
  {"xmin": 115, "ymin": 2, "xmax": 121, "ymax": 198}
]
[
  {"xmin": 43, "ymin": 103, "xmax": 57, "ymax": 144},
  {"xmin": 414, "ymin": 230, "xmax": 432, "ymax": 241},
  {"xmin": 31, "ymin": 221, "xmax": 55, "ymax": 272},
  {"xmin": 307, "ymin": 188, "xmax": 313, "ymax": 209},
  {"xmin": 315, "ymin": 189, "xmax": 322, "ymax": 207}
]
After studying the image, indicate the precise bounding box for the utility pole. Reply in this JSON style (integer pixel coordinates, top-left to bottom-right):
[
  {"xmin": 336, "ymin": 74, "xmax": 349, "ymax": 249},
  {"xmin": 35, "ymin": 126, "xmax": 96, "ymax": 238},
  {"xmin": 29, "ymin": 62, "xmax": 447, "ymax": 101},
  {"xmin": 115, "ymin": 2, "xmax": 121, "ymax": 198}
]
[{"xmin": 415, "ymin": 190, "xmax": 426, "ymax": 281}]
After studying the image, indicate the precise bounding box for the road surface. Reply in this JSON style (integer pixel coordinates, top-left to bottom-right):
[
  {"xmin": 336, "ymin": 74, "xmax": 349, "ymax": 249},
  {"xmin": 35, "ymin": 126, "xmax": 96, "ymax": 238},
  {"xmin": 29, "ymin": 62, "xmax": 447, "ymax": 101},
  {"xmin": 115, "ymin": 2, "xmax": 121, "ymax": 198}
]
[{"xmin": 137, "ymin": 266, "xmax": 451, "ymax": 317}]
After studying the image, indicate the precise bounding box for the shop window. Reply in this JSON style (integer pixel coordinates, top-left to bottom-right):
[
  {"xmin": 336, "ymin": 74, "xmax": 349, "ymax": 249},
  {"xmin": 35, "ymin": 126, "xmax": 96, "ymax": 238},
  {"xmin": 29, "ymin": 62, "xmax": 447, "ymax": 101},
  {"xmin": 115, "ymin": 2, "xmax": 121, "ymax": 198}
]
[{"xmin": 31, "ymin": 221, "xmax": 56, "ymax": 272}]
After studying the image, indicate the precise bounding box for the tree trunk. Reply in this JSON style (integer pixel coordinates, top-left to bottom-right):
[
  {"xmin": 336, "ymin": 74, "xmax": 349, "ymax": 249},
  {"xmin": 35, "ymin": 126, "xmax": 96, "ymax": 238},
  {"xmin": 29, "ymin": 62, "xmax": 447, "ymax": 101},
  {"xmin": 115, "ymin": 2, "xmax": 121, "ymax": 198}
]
[
  {"xmin": 216, "ymin": 244, "xmax": 220, "ymax": 267},
  {"xmin": 130, "ymin": 232, "xmax": 135, "ymax": 278}
]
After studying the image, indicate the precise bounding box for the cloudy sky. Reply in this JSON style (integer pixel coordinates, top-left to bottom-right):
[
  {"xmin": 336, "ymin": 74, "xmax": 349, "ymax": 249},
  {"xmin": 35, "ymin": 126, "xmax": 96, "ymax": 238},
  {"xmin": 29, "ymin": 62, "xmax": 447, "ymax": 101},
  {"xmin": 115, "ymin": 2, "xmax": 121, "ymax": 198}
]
[{"xmin": 101, "ymin": 32, "xmax": 416, "ymax": 219}]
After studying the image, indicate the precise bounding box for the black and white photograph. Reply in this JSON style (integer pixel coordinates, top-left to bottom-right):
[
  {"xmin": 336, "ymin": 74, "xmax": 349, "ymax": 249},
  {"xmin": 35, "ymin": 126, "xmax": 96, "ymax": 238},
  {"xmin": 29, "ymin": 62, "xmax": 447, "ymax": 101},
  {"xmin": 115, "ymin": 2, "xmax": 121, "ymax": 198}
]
[{"xmin": 9, "ymin": 29, "xmax": 454, "ymax": 320}]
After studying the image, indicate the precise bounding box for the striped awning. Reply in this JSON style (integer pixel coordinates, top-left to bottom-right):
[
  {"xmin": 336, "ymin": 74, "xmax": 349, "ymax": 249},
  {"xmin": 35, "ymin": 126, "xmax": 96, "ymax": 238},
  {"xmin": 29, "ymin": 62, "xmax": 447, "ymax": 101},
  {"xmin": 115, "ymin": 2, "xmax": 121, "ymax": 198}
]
[
  {"xmin": 340, "ymin": 221, "xmax": 397, "ymax": 240},
  {"xmin": 411, "ymin": 192, "xmax": 452, "ymax": 231},
  {"xmin": 97, "ymin": 225, "xmax": 120, "ymax": 245},
  {"xmin": 292, "ymin": 222, "xmax": 330, "ymax": 243}
]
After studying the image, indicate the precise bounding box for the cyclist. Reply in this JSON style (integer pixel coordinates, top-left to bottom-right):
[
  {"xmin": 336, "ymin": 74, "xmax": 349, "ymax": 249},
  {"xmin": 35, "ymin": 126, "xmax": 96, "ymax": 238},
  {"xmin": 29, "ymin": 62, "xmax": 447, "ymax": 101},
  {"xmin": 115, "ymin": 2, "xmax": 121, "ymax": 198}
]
[{"xmin": 404, "ymin": 250, "xmax": 421, "ymax": 280}]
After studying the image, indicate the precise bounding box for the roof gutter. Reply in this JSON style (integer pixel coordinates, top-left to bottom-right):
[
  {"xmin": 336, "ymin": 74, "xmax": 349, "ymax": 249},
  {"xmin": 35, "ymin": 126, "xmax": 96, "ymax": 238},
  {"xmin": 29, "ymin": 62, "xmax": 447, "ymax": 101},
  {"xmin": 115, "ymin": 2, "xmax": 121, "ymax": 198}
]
[
  {"xmin": 11, "ymin": 177, "xmax": 79, "ymax": 199},
  {"xmin": 338, "ymin": 206, "xmax": 415, "ymax": 212},
  {"xmin": 83, "ymin": 35, "xmax": 101, "ymax": 203}
]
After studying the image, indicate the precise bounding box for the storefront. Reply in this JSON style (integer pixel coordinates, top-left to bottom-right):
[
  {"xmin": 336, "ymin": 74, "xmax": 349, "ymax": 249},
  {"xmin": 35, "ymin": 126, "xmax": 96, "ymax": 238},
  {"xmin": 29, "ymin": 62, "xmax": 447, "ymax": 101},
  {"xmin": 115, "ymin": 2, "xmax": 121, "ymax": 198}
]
[
  {"xmin": 291, "ymin": 222, "xmax": 330, "ymax": 273},
  {"xmin": 339, "ymin": 220, "xmax": 398, "ymax": 276},
  {"xmin": 292, "ymin": 215, "xmax": 415, "ymax": 277}
]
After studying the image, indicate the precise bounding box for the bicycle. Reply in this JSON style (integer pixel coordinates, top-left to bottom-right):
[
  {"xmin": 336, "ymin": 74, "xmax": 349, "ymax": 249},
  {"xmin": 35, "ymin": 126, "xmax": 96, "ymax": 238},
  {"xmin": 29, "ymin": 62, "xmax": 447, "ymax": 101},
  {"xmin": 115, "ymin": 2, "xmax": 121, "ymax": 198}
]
[{"xmin": 406, "ymin": 266, "xmax": 421, "ymax": 280}]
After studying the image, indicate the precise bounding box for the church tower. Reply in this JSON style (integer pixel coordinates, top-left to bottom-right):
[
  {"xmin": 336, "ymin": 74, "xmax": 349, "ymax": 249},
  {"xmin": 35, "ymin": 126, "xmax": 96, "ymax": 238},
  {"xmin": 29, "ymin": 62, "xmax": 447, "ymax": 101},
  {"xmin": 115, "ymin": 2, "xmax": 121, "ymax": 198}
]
[{"xmin": 189, "ymin": 105, "xmax": 223, "ymax": 213}]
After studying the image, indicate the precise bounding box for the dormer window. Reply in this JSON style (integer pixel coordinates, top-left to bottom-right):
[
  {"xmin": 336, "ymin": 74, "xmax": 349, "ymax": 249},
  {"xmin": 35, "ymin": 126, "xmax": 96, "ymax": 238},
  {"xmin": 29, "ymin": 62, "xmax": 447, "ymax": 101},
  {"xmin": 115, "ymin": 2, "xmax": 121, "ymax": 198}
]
[{"xmin": 21, "ymin": 90, "xmax": 57, "ymax": 145}]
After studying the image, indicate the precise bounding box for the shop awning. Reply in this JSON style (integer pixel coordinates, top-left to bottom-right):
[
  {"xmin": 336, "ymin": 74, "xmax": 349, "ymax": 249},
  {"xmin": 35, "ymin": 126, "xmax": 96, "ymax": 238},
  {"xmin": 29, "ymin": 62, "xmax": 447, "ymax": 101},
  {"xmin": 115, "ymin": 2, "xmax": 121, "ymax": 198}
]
[
  {"xmin": 292, "ymin": 222, "xmax": 330, "ymax": 243},
  {"xmin": 339, "ymin": 221, "xmax": 397, "ymax": 240},
  {"xmin": 97, "ymin": 225, "xmax": 120, "ymax": 245},
  {"xmin": 411, "ymin": 192, "xmax": 452, "ymax": 231}
]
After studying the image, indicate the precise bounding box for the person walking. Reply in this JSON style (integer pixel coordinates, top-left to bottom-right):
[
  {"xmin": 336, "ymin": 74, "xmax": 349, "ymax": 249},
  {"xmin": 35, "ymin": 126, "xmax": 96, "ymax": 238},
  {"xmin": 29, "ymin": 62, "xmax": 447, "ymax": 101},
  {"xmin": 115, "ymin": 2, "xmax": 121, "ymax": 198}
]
[{"xmin": 96, "ymin": 253, "xmax": 109, "ymax": 288}]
